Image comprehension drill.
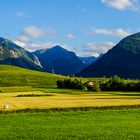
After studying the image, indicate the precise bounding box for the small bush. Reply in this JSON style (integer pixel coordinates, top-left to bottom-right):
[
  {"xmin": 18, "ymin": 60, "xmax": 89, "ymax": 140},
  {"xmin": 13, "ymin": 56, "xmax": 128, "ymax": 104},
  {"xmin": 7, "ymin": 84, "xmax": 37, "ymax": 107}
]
[{"xmin": 91, "ymin": 84, "xmax": 100, "ymax": 92}]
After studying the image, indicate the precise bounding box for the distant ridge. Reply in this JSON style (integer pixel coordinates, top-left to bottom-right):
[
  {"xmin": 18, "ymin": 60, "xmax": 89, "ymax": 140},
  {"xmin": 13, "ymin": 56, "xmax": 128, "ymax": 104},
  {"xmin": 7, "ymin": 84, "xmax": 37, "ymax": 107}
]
[
  {"xmin": 77, "ymin": 32, "xmax": 140, "ymax": 78},
  {"xmin": 79, "ymin": 54, "xmax": 103, "ymax": 66}
]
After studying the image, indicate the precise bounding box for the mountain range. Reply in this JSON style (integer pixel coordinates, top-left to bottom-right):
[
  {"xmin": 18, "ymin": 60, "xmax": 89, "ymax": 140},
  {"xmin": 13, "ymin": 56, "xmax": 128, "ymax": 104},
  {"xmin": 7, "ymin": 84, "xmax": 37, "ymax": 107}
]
[
  {"xmin": 1, "ymin": 32, "xmax": 140, "ymax": 78},
  {"xmin": 33, "ymin": 46, "xmax": 96, "ymax": 75},
  {"xmin": 0, "ymin": 38, "xmax": 96, "ymax": 75},
  {"xmin": 77, "ymin": 32, "xmax": 140, "ymax": 78}
]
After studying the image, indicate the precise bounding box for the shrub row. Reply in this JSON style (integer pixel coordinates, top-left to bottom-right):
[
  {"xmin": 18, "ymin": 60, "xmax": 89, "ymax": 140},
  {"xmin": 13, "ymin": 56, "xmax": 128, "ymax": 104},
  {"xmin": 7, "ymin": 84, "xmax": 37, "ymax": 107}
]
[
  {"xmin": 57, "ymin": 78, "xmax": 85, "ymax": 90},
  {"xmin": 100, "ymin": 75, "xmax": 140, "ymax": 91}
]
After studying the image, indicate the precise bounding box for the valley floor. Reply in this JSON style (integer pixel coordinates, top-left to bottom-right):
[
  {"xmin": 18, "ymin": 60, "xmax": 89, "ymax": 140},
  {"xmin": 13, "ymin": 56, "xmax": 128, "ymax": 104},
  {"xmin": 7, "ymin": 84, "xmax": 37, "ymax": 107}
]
[{"xmin": 0, "ymin": 87, "xmax": 140, "ymax": 140}]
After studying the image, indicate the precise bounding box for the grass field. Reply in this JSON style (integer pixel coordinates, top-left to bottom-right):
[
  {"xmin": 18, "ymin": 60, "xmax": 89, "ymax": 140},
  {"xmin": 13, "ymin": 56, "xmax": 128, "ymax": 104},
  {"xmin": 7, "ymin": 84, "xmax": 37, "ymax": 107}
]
[
  {"xmin": 0, "ymin": 65, "xmax": 65, "ymax": 87},
  {"xmin": 0, "ymin": 65, "xmax": 106, "ymax": 87},
  {"xmin": 0, "ymin": 65, "xmax": 140, "ymax": 140},
  {"xmin": 0, "ymin": 88, "xmax": 140, "ymax": 111},
  {"xmin": 0, "ymin": 109, "xmax": 140, "ymax": 140}
]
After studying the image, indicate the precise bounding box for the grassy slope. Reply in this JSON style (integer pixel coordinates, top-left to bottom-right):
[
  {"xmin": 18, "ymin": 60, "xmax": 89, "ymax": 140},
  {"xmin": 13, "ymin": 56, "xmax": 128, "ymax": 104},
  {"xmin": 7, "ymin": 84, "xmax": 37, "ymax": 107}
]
[
  {"xmin": 0, "ymin": 109, "xmax": 140, "ymax": 140},
  {"xmin": 0, "ymin": 65, "xmax": 65, "ymax": 87},
  {"xmin": 0, "ymin": 65, "xmax": 106, "ymax": 88}
]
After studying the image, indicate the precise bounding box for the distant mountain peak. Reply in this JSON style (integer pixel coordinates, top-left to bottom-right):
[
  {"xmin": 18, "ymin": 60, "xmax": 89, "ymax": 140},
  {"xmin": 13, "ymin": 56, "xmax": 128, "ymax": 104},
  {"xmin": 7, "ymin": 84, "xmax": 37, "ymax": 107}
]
[
  {"xmin": 0, "ymin": 37, "xmax": 20, "ymax": 50},
  {"xmin": 33, "ymin": 45, "xmax": 86, "ymax": 75},
  {"xmin": 52, "ymin": 45, "xmax": 63, "ymax": 49},
  {"xmin": 116, "ymin": 32, "xmax": 140, "ymax": 53},
  {"xmin": 49, "ymin": 45, "xmax": 68, "ymax": 52},
  {"xmin": 0, "ymin": 37, "xmax": 43, "ymax": 71}
]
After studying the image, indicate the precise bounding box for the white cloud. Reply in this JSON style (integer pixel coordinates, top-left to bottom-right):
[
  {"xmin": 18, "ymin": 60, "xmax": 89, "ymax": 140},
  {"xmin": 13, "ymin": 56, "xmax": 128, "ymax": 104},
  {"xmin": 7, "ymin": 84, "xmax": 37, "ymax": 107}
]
[
  {"xmin": 83, "ymin": 42, "xmax": 115, "ymax": 57},
  {"xmin": 13, "ymin": 26, "xmax": 58, "ymax": 51},
  {"xmin": 16, "ymin": 35, "xmax": 30, "ymax": 43},
  {"xmin": 14, "ymin": 35, "xmax": 31, "ymax": 49},
  {"xmin": 29, "ymin": 42, "xmax": 54, "ymax": 50},
  {"xmin": 101, "ymin": 0, "xmax": 139, "ymax": 11},
  {"xmin": 14, "ymin": 34, "xmax": 68, "ymax": 51},
  {"xmin": 88, "ymin": 28, "xmax": 131, "ymax": 37},
  {"xmin": 16, "ymin": 11, "xmax": 31, "ymax": 18},
  {"xmin": 66, "ymin": 33, "xmax": 76, "ymax": 39},
  {"xmin": 13, "ymin": 39, "xmax": 55, "ymax": 51},
  {"xmin": 22, "ymin": 26, "xmax": 46, "ymax": 38}
]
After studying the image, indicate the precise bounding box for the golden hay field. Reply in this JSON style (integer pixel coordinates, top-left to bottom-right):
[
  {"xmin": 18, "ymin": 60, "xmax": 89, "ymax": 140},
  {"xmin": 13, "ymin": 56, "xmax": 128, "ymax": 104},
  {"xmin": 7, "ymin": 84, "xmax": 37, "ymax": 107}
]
[{"xmin": 0, "ymin": 90, "xmax": 140, "ymax": 111}]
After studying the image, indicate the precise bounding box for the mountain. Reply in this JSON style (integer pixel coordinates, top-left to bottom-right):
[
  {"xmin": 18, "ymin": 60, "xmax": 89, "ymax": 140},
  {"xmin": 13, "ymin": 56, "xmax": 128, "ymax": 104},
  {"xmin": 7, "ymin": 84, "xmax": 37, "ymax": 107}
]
[
  {"xmin": 33, "ymin": 45, "xmax": 86, "ymax": 75},
  {"xmin": 79, "ymin": 56, "xmax": 97, "ymax": 66},
  {"xmin": 0, "ymin": 37, "xmax": 43, "ymax": 71},
  {"xmin": 79, "ymin": 53, "xmax": 104, "ymax": 66},
  {"xmin": 77, "ymin": 32, "xmax": 140, "ymax": 78}
]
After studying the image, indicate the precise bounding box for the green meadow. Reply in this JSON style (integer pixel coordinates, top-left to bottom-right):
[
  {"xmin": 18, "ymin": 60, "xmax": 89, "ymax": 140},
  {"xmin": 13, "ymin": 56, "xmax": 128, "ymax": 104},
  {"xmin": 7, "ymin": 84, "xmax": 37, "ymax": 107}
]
[
  {"xmin": 0, "ymin": 110, "xmax": 140, "ymax": 140},
  {"xmin": 0, "ymin": 65, "xmax": 107, "ymax": 87},
  {"xmin": 0, "ymin": 65, "xmax": 140, "ymax": 140}
]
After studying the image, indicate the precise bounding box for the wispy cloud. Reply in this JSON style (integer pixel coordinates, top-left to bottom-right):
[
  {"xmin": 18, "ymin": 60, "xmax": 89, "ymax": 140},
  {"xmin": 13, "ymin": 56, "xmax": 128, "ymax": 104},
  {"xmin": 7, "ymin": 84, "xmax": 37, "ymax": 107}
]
[
  {"xmin": 29, "ymin": 42, "xmax": 54, "ymax": 50},
  {"xmin": 16, "ymin": 35, "xmax": 30, "ymax": 43},
  {"xmin": 16, "ymin": 11, "xmax": 31, "ymax": 18},
  {"xmin": 14, "ymin": 26, "xmax": 72, "ymax": 52},
  {"xmin": 101, "ymin": 0, "xmax": 139, "ymax": 11},
  {"xmin": 21, "ymin": 26, "xmax": 46, "ymax": 38},
  {"xmin": 83, "ymin": 42, "xmax": 115, "ymax": 57},
  {"xmin": 88, "ymin": 28, "xmax": 131, "ymax": 37},
  {"xmin": 13, "ymin": 26, "xmax": 57, "ymax": 51},
  {"xmin": 66, "ymin": 33, "xmax": 76, "ymax": 39},
  {"xmin": 14, "ymin": 38, "xmax": 55, "ymax": 51}
]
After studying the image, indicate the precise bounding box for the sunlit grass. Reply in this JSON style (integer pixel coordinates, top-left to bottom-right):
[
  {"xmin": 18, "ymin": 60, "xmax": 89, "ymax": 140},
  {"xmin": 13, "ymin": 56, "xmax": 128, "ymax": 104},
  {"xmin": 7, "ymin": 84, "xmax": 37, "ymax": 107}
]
[
  {"xmin": 0, "ymin": 88, "xmax": 140, "ymax": 111},
  {"xmin": 0, "ymin": 109, "xmax": 140, "ymax": 140}
]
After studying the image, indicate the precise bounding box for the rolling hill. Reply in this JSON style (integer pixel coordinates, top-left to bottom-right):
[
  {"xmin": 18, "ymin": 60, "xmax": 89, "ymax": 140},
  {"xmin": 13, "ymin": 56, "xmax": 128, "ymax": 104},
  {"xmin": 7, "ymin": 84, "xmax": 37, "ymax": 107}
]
[
  {"xmin": 0, "ymin": 65, "xmax": 65, "ymax": 87},
  {"xmin": 77, "ymin": 32, "xmax": 140, "ymax": 78}
]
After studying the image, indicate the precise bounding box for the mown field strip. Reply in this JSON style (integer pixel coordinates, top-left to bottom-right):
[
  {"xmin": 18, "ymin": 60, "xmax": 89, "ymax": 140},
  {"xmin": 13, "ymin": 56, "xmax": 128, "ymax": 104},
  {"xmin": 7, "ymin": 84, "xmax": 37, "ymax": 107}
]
[{"xmin": 0, "ymin": 91, "xmax": 140, "ymax": 111}]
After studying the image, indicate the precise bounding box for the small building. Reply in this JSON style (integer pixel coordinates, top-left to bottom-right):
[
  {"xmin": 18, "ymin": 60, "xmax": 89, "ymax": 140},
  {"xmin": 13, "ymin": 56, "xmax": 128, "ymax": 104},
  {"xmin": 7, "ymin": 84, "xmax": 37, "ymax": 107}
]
[{"xmin": 84, "ymin": 81, "xmax": 97, "ymax": 90}]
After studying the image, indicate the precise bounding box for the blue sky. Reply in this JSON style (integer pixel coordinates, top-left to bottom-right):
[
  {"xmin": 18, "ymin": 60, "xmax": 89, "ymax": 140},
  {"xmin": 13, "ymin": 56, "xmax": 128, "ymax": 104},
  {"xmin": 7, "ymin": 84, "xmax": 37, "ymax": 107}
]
[{"xmin": 0, "ymin": 0, "xmax": 140, "ymax": 56}]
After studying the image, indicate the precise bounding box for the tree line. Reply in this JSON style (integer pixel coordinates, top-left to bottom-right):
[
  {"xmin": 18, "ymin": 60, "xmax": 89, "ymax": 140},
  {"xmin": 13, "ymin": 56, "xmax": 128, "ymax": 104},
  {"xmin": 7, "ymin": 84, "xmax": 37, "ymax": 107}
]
[{"xmin": 56, "ymin": 76, "xmax": 140, "ymax": 92}]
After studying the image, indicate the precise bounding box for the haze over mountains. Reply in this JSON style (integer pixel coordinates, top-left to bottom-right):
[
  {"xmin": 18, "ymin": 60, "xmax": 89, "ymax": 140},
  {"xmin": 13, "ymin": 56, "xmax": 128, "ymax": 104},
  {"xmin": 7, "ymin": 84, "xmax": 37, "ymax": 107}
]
[{"xmin": 77, "ymin": 33, "xmax": 140, "ymax": 78}]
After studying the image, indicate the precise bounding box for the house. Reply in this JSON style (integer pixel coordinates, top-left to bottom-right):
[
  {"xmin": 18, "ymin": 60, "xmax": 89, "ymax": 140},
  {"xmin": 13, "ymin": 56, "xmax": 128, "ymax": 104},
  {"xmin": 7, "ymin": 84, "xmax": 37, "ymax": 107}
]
[{"xmin": 84, "ymin": 81, "xmax": 97, "ymax": 90}]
